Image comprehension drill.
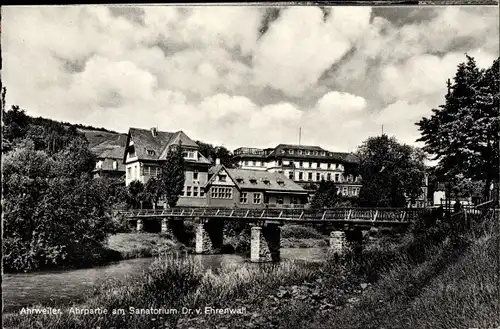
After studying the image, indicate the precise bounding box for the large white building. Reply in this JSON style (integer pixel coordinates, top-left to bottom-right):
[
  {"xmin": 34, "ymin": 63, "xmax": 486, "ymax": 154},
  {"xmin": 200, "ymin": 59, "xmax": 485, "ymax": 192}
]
[{"xmin": 233, "ymin": 144, "xmax": 362, "ymax": 197}]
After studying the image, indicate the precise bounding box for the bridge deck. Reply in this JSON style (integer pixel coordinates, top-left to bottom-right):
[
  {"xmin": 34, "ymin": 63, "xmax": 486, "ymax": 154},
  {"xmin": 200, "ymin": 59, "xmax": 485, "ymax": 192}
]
[{"xmin": 119, "ymin": 207, "xmax": 426, "ymax": 225}]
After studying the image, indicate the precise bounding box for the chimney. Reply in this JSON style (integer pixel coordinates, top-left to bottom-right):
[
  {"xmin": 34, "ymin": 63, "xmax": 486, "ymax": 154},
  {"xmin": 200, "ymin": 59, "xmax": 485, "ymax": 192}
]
[
  {"xmin": 215, "ymin": 158, "xmax": 221, "ymax": 165},
  {"xmin": 151, "ymin": 127, "xmax": 157, "ymax": 137}
]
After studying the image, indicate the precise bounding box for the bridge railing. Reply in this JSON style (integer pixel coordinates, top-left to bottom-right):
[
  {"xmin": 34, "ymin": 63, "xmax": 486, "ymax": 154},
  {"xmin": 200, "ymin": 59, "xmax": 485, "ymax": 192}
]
[{"xmin": 120, "ymin": 207, "xmax": 426, "ymax": 222}]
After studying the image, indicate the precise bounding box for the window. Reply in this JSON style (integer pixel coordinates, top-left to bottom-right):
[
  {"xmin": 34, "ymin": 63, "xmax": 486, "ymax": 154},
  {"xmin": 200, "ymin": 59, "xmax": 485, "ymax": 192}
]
[
  {"xmin": 289, "ymin": 171, "xmax": 294, "ymax": 180},
  {"xmin": 252, "ymin": 161, "xmax": 256, "ymax": 166},
  {"xmin": 112, "ymin": 161, "xmax": 117, "ymax": 170},
  {"xmin": 183, "ymin": 150, "xmax": 196, "ymax": 159},
  {"xmin": 127, "ymin": 167, "xmax": 131, "ymax": 177},
  {"xmin": 291, "ymin": 196, "xmax": 298, "ymax": 204},
  {"xmin": 342, "ymin": 187, "xmax": 348, "ymax": 195},
  {"xmin": 336, "ymin": 164, "xmax": 340, "ymax": 169},
  {"xmin": 244, "ymin": 161, "xmax": 249, "ymax": 166},
  {"xmin": 298, "ymin": 150, "xmax": 303, "ymax": 155},
  {"xmin": 147, "ymin": 149, "xmax": 155, "ymax": 156},
  {"xmin": 277, "ymin": 160, "xmax": 282, "ymax": 166},
  {"xmin": 181, "ymin": 186, "xmax": 185, "ymax": 196},
  {"xmin": 289, "ymin": 149, "xmax": 294, "ymax": 154},
  {"xmin": 186, "ymin": 186, "xmax": 192, "ymax": 197},
  {"xmin": 321, "ymin": 152, "xmax": 326, "ymax": 156},
  {"xmin": 306, "ymin": 150, "xmax": 310, "ymax": 155},
  {"xmin": 299, "ymin": 161, "xmax": 303, "ymax": 167},
  {"xmin": 327, "ymin": 163, "xmax": 331, "ymax": 169},
  {"xmin": 316, "ymin": 173, "xmax": 321, "ymax": 181},
  {"xmin": 193, "ymin": 186, "xmax": 198, "ymax": 197},
  {"xmin": 317, "ymin": 162, "xmax": 320, "ymax": 168},
  {"xmin": 335, "ymin": 174, "xmax": 340, "ymax": 182},
  {"xmin": 309, "ymin": 162, "xmax": 313, "ymax": 168},
  {"xmin": 308, "ymin": 172, "xmax": 313, "ymax": 181},
  {"xmin": 240, "ymin": 192, "xmax": 248, "ymax": 204},
  {"xmin": 156, "ymin": 167, "xmax": 160, "ymax": 177},
  {"xmin": 276, "ymin": 195, "xmax": 284, "ymax": 204},
  {"xmin": 253, "ymin": 193, "xmax": 262, "ymax": 204},
  {"xmin": 218, "ymin": 174, "xmax": 227, "ymax": 182},
  {"xmin": 211, "ymin": 187, "xmax": 232, "ymax": 199},
  {"xmin": 327, "ymin": 173, "xmax": 332, "ymax": 181},
  {"xmin": 298, "ymin": 172, "xmax": 303, "ymax": 181},
  {"xmin": 200, "ymin": 188, "xmax": 205, "ymax": 198},
  {"xmin": 193, "ymin": 170, "xmax": 199, "ymax": 180}
]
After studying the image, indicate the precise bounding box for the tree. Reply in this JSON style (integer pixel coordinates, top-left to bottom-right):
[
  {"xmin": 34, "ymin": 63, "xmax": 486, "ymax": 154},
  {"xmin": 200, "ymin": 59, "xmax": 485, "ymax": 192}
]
[
  {"xmin": 160, "ymin": 143, "xmax": 186, "ymax": 208},
  {"xmin": 416, "ymin": 56, "xmax": 499, "ymax": 200},
  {"xmin": 310, "ymin": 180, "xmax": 339, "ymax": 209},
  {"xmin": 128, "ymin": 180, "xmax": 145, "ymax": 209},
  {"xmin": 356, "ymin": 135, "xmax": 426, "ymax": 208},
  {"xmin": 2, "ymin": 145, "xmax": 116, "ymax": 272},
  {"xmin": 144, "ymin": 177, "xmax": 164, "ymax": 210},
  {"xmin": 196, "ymin": 141, "xmax": 238, "ymax": 168}
]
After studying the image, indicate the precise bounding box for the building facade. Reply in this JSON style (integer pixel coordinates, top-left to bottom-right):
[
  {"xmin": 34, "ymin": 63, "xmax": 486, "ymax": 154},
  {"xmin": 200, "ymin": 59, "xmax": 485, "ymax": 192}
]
[
  {"xmin": 93, "ymin": 147, "xmax": 126, "ymax": 180},
  {"xmin": 205, "ymin": 165, "xmax": 309, "ymax": 208},
  {"xmin": 233, "ymin": 144, "xmax": 362, "ymax": 197},
  {"xmin": 123, "ymin": 127, "xmax": 211, "ymax": 207}
]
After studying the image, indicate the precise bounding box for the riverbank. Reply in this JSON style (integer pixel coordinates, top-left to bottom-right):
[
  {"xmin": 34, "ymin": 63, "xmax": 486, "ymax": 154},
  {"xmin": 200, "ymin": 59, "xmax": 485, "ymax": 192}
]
[{"xmin": 4, "ymin": 213, "xmax": 498, "ymax": 329}]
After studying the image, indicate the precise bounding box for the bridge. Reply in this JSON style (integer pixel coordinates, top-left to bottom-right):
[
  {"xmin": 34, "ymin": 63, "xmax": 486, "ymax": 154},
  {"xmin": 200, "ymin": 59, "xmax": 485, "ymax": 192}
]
[{"xmin": 119, "ymin": 207, "xmax": 426, "ymax": 263}]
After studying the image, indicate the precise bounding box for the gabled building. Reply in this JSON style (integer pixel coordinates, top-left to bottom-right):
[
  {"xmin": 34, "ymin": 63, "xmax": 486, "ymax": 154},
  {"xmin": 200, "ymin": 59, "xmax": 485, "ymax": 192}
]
[
  {"xmin": 233, "ymin": 144, "xmax": 362, "ymax": 197},
  {"xmin": 123, "ymin": 127, "xmax": 211, "ymax": 206},
  {"xmin": 205, "ymin": 165, "xmax": 309, "ymax": 208},
  {"xmin": 93, "ymin": 147, "xmax": 126, "ymax": 180}
]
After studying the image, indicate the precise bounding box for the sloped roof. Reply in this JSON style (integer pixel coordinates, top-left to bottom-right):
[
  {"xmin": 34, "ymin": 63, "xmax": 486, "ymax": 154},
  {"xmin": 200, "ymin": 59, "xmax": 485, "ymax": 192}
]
[
  {"xmin": 126, "ymin": 128, "xmax": 210, "ymax": 164},
  {"xmin": 208, "ymin": 166, "xmax": 307, "ymax": 193},
  {"xmin": 159, "ymin": 131, "xmax": 199, "ymax": 158},
  {"xmin": 128, "ymin": 128, "xmax": 174, "ymax": 160}
]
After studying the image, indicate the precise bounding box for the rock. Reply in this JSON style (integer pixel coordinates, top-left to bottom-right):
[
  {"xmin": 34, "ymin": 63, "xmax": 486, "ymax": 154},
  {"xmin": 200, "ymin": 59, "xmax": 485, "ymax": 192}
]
[{"xmin": 360, "ymin": 283, "xmax": 368, "ymax": 289}]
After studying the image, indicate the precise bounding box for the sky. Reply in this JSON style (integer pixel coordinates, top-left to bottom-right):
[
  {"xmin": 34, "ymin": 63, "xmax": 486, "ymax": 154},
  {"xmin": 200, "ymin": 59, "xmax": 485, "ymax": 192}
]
[{"xmin": 2, "ymin": 5, "xmax": 499, "ymax": 153}]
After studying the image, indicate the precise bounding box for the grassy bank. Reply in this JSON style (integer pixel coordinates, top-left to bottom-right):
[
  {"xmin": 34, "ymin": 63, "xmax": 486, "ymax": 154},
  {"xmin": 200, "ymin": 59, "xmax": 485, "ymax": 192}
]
[
  {"xmin": 107, "ymin": 233, "xmax": 190, "ymax": 259},
  {"xmin": 5, "ymin": 211, "xmax": 498, "ymax": 329}
]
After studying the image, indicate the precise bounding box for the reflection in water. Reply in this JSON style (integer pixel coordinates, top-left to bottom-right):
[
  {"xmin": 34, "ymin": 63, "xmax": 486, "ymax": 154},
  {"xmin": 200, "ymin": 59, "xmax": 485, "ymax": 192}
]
[{"xmin": 2, "ymin": 248, "xmax": 327, "ymax": 312}]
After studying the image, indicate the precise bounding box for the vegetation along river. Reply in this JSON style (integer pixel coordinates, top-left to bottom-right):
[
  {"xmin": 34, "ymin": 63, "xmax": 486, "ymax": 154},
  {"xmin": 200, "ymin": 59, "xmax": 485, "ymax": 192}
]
[{"xmin": 2, "ymin": 247, "xmax": 327, "ymax": 313}]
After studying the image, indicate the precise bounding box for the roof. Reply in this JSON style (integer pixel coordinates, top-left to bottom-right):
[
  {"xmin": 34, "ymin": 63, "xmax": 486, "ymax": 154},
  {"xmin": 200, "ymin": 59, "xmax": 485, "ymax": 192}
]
[
  {"xmin": 208, "ymin": 166, "xmax": 307, "ymax": 193},
  {"xmin": 126, "ymin": 128, "xmax": 210, "ymax": 164},
  {"xmin": 234, "ymin": 144, "xmax": 356, "ymax": 163}
]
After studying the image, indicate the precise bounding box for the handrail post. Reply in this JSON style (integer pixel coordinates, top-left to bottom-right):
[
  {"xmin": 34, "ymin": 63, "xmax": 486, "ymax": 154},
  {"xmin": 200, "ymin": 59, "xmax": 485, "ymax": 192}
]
[
  {"xmin": 321, "ymin": 210, "xmax": 326, "ymax": 220},
  {"xmin": 373, "ymin": 210, "xmax": 378, "ymax": 222},
  {"xmin": 230, "ymin": 209, "xmax": 234, "ymax": 217},
  {"xmin": 299, "ymin": 211, "xmax": 304, "ymax": 220},
  {"xmin": 245, "ymin": 209, "xmax": 250, "ymax": 218},
  {"xmin": 347, "ymin": 209, "xmax": 352, "ymax": 220},
  {"xmin": 278, "ymin": 211, "xmax": 283, "ymax": 219},
  {"xmin": 260, "ymin": 209, "xmax": 265, "ymax": 218}
]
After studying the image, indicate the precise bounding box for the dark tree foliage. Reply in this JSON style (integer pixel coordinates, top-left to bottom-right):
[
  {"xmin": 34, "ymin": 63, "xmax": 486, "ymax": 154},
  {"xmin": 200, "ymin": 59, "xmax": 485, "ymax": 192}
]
[
  {"xmin": 160, "ymin": 143, "xmax": 186, "ymax": 208},
  {"xmin": 416, "ymin": 56, "xmax": 499, "ymax": 200},
  {"xmin": 127, "ymin": 180, "xmax": 145, "ymax": 209},
  {"xmin": 3, "ymin": 143, "xmax": 117, "ymax": 272},
  {"xmin": 143, "ymin": 177, "xmax": 164, "ymax": 210},
  {"xmin": 356, "ymin": 135, "xmax": 426, "ymax": 208},
  {"xmin": 196, "ymin": 141, "xmax": 238, "ymax": 168},
  {"xmin": 310, "ymin": 180, "xmax": 339, "ymax": 209}
]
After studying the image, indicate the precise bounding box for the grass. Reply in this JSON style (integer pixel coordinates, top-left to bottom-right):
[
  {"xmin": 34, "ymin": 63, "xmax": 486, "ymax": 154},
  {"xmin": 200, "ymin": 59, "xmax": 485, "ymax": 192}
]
[{"xmin": 107, "ymin": 233, "xmax": 188, "ymax": 259}]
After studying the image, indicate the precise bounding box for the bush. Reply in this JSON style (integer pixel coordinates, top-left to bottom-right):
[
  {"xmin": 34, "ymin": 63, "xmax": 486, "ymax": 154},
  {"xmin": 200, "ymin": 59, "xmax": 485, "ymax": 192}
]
[{"xmin": 281, "ymin": 225, "xmax": 324, "ymax": 239}]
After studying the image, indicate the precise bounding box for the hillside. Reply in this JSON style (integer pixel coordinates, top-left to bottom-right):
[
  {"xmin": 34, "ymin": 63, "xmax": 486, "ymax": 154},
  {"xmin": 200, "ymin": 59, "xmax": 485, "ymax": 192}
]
[{"xmin": 78, "ymin": 129, "xmax": 128, "ymax": 156}]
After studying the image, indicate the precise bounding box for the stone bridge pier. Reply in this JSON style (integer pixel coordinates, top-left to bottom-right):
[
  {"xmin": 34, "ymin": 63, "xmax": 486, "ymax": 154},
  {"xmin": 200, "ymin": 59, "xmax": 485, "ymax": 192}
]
[
  {"xmin": 250, "ymin": 223, "xmax": 281, "ymax": 263},
  {"xmin": 329, "ymin": 227, "xmax": 364, "ymax": 256},
  {"xmin": 195, "ymin": 218, "xmax": 224, "ymax": 254}
]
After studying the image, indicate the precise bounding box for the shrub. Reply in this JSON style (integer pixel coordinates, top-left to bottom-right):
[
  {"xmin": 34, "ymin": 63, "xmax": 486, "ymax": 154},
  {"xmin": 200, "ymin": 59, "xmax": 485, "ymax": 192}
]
[{"xmin": 281, "ymin": 225, "xmax": 324, "ymax": 239}]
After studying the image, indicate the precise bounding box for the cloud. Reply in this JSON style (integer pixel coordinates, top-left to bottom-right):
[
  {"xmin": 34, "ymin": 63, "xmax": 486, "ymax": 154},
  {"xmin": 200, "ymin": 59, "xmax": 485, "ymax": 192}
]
[
  {"xmin": 252, "ymin": 7, "xmax": 371, "ymax": 96},
  {"xmin": 1, "ymin": 5, "xmax": 498, "ymax": 155}
]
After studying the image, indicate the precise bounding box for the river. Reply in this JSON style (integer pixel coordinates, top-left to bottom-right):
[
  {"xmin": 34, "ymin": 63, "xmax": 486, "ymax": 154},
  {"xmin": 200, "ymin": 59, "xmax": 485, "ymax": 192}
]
[{"xmin": 2, "ymin": 248, "xmax": 327, "ymax": 313}]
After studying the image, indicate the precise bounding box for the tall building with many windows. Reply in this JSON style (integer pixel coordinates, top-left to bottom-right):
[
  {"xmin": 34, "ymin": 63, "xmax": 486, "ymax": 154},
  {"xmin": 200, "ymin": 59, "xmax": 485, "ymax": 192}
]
[{"xmin": 233, "ymin": 144, "xmax": 362, "ymax": 197}]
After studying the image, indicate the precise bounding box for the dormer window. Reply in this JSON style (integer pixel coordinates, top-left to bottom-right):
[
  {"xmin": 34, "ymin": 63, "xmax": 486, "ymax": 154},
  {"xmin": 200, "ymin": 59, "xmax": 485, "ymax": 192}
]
[
  {"xmin": 147, "ymin": 149, "xmax": 156, "ymax": 156},
  {"xmin": 249, "ymin": 177, "xmax": 257, "ymax": 184},
  {"xmin": 218, "ymin": 174, "xmax": 227, "ymax": 182},
  {"xmin": 298, "ymin": 150, "xmax": 303, "ymax": 155},
  {"xmin": 113, "ymin": 161, "xmax": 118, "ymax": 170},
  {"xmin": 262, "ymin": 177, "xmax": 270, "ymax": 184},
  {"xmin": 289, "ymin": 149, "xmax": 294, "ymax": 154},
  {"xmin": 277, "ymin": 178, "xmax": 285, "ymax": 186},
  {"xmin": 235, "ymin": 176, "xmax": 244, "ymax": 183}
]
